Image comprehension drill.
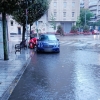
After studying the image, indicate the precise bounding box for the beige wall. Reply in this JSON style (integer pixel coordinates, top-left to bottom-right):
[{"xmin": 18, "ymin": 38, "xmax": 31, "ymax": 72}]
[
  {"xmin": 7, "ymin": 16, "xmax": 22, "ymax": 34},
  {"xmin": 83, "ymin": 0, "xmax": 89, "ymax": 9},
  {"xmin": 48, "ymin": 0, "xmax": 80, "ymax": 21}
]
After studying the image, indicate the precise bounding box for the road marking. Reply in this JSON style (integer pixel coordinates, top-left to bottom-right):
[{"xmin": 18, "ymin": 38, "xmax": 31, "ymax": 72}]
[{"xmin": 60, "ymin": 40, "xmax": 100, "ymax": 48}]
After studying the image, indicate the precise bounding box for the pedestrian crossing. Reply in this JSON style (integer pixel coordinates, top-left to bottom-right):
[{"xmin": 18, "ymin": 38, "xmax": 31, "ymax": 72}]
[{"xmin": 60, "ymin": 40, "xmax": 100, "ymax": 48}]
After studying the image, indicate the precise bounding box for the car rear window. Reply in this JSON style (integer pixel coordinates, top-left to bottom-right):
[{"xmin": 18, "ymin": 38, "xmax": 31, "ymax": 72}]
[{"xmin": 40, "ymin": 35, "xmax": 57, "ymax": 41}]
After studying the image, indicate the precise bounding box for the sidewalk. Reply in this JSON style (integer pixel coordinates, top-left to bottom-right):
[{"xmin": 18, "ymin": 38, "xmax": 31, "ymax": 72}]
[{"xmin": 0, "ymin": 41, "xmax": 32, "ymax": 100}]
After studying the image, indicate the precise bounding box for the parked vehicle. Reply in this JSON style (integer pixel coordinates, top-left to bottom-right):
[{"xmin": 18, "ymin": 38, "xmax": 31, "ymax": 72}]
[
  {"xmin": 29, "ymin": 37, "xmax": 37, "ymax": 49},
  {"xmin": 92, "ymin": 29, "xmax": 100, "ymax": 35},
  {"xmin": 36, "ymin": 34, "xmax": 60, "ymax": 53}
]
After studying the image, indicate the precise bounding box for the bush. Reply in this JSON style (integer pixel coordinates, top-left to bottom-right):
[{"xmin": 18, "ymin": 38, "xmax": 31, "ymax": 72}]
[
  {"xmin": 70, "ymin": 25, "xmax": 77, "ymax": 33},
  {"xmin": 83, "ymin": 25, "xmax": 89, "ymax": 32},
  {"xmin": 56, "ymin": 25, "xmax": 64, "ymax": 35}
]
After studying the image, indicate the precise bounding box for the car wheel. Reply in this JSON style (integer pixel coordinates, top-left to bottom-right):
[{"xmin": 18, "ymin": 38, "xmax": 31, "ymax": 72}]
[
  {"xmin": 57, "ymin": 49, "xmax": 60, "ymax": 53},
  {"xmin": 36, "ymin": 48, "xmax": 40, "ymax": 53},
  {"xmin": 37, "ymin": 50, "xmax": 41, "ymax": 53}
]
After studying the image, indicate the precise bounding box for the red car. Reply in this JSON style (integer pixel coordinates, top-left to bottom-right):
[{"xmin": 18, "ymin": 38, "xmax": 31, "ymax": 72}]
[{"xmin": 29, "ymin": 37, "xmax": 37, "ymax": 49}]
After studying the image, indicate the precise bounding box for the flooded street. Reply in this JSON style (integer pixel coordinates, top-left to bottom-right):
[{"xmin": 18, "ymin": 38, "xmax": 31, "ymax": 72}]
[{"xmin": 8, "ymin": 35, "xmax": 100, "ymax": 100}]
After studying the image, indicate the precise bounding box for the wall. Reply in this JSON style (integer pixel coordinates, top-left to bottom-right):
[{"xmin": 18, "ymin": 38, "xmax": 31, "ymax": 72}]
[
  {"xmin": 0, "ymin": 20, "xmax": 4, "ymax": 59},
  {"xmin": 7, "ymin": 16, "xmax": 23, "ymax": 41}
]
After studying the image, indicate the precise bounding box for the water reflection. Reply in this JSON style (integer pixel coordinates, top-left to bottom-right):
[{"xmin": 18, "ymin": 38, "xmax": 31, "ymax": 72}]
[
  {"xmin": 73, "ymin": 50, "xmax": 100, "ymax": 100},
  {"xmin": 93, "ymin": 35, "xmax": 100, "ymax": 40}
]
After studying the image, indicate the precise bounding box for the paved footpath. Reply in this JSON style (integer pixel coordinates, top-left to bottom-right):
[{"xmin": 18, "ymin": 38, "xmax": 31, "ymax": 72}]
[{"xmin": 0, "ymin": 41, "xmax": 33, "ymax": 100}]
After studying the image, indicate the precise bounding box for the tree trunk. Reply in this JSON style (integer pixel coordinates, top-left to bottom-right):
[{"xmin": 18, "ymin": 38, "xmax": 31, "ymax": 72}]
[
  {"xmin": 30, "ymin": 24, "xmax": 31, "ymax": 39},
  {"xmin": 22, "ymin": 24, "xmax": 26, "ymax": 41},
  {"xmin": 2, "ymin": 12, "xmax": 9, "ymax": 60}
]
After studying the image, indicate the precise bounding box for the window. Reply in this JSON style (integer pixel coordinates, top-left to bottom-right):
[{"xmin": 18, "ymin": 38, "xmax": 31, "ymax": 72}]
[
  {"xmin": 54, "ymin": 12, "xmax": 57, "ymax": 17},
  {"xmin": 18, "ymin": 27, "xmax": 21, "ymax": 34},
  {"xmin": 72, "ymin": 12, "xmax": 75, "ymax": 17},
  {"xmin": 63, "ymin": 2, "xmax": 67, "ymax": 8},
  {"xmin": 11, "ymin": 20, "xmax": 13, "ymax": 26},
  {"xmin": 63, "ymin": 12, "xmax": 66, "ymax": 17},
  {"xmin": 40, "ymin": 35, "xmax": 57, "ymax": 41},
  {"xmin": 99, "ymin": 5, "xmax": 100, "ymax": 9},
  {"xmin": 38, "ymin": 21, "xmax": 43, "ymax": 24},
  {"xmin": 54, "ymin": 2, "xmax": 57, "ymax": 7},
  {"xmin": 72, "ymin": 2, "xmax": 75, "ymax": 7}
]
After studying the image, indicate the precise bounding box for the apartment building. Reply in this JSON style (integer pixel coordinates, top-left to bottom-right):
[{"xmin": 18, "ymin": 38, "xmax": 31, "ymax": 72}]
[
  {"xmin": 89, "ymin": 0, "xmax": 98, "ymax": 15},
  {"xmin": 47, "ymin": 0, "xmax": 80, "ymax": 33},
  {"xmin": 97, "ymin": 0, "xmax": 100, "ymax": 20},
  {"xmin": 80, "ymin": 0, "xmax": 89, "ymax": 8},
  {"xmin": 89, "ymin": 0, "xmax": 100, "ymax": 20},
  {"xmin": 84, "ymin": 0, "xmax": 89, "ymax": 8}
]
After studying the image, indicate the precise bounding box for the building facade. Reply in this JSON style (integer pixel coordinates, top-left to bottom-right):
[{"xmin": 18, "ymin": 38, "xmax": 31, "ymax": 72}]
[
  {"xmin": 80, "ymin": 0, "xmax": 89, "ymax": 8},
  {"xmin": 89, "ymin": 0, "xmax": 100, "ymax": 20},
  {"xmin": 0, "ymin": 0, "xmax": 80, "ymax": 40},
  {"xmin": 48, "ymin": 0, "xmax": 80, "ymax": 33}
]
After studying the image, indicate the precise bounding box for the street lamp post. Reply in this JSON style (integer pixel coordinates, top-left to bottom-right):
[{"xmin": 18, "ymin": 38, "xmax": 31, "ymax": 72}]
[
  {"xmin": 26, "ymin": 9, "xmax": 28, "ymax": 53},
  {"xmin": 85, "ymin": 10, "xmax": 86, "ymax": 26},
  {"xmin": 35, "ymin": 21, "xmax": 39, "ymax": 38},
  {"xmin": 81, "ymin": 2, "xmax": 87, "ymax": 26}
]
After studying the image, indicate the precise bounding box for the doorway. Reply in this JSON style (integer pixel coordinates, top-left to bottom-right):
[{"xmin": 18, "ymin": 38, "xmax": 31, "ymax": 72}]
[{"xmin": 18, "ymin": 27, "xmax": 21, "ymax": 35}]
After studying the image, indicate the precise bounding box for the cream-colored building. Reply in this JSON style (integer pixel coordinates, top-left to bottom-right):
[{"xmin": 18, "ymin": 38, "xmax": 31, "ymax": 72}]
[
  {"xmin": 47, "ymin": 0, "xmax": 80, "ymax": 33},
  {"xmin": 84, "ymin": 0, "xmax": 89, "ymax": 8},
  {"xmin": 80, "ymin": 0, "xmax": 89, "ymax": 8}
]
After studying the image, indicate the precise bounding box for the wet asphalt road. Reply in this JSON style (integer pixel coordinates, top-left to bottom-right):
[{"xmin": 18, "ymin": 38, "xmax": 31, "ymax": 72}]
[{"xmin": 8, "ymin": 35, "xmax": 100, "ymax": 100}]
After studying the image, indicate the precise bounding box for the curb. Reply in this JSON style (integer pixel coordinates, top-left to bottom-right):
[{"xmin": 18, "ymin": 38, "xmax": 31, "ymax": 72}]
[{"xmin": 0, "ymin": 56, "xmax": 31, "ymax": 100}]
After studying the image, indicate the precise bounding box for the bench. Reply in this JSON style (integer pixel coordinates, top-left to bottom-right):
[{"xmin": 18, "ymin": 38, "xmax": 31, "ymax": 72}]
[
  {"xmin": 20, "ymin": 39, "xmax": 27, "ymax": 49},
  {"xmin": 15, "ymin": 44, "xmax": 21, "ymax": 54},
  {"xmin": 15, "ymin": 39, "xmax": 27, "ymax": 54}
]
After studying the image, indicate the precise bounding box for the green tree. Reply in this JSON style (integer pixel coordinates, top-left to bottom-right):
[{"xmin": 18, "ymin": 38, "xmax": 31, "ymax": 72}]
[
  {"xmin": 76, "ymin": 17, "xmax": 81, "ymax": 28},
  {"xmin": 0, "ymin": 0, "xmax": 20, "ymax": 60},
  {"xmin": 83, "ymin": 25, "xmax": 89, "ymax": 32},
  {"xmin": 12, "ymin": 0, "xmax": 49, "ymax": 41},
  {"xmin": 70, "ymin": 25, "xmax": 77, "ymax": 33},
  {"xmin": 80, "ymin": 8, "xmax": 93, "ymax": 26},
  {"xmin": 50, "ymin": 14, "xmax": 56, "ymax": 32},
  {"xmin": 96, "ymin": 20, "xmax": 100, "ymax": 26},
  {"xmin": 89, "ymin": 20, "xmax": 100, "ymax": 30}
]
